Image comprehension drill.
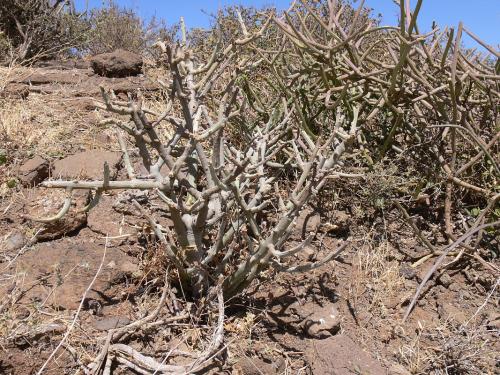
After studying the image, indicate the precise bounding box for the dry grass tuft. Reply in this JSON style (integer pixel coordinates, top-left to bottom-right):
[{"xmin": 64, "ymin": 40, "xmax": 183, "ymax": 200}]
[
  {"xmin": 348, "ymin": 224, "xmax": 406, "ymax": 316},
  {"xmin": 398, "ymin": 320, "xmax": 497, "ymax": 374}
]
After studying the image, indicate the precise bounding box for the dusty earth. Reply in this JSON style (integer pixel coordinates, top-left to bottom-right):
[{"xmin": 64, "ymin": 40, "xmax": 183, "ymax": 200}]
[{"xmin": 0, "ymin": 62, "xmax": 498, "ymax": 374}]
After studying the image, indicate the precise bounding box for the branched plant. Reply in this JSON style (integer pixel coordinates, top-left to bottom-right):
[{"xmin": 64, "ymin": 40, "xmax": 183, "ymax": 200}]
[
  {"xmin": 31, "ymin": 11, "xmax": 360, "ymax": 372},
  {"xmin": 268, "ymin": 0, "xmax": 499, "ymax": 320},
  {"xmin": 0, "ymin": 0, "xmax": 83, "ymax": 64},
  {"xmin": 37, "ymin": 15, "xmax": 355, "ymax": 299},
  {"xmin": 270, "ymin": 0, "xmax": 499, "ymax": 263}
]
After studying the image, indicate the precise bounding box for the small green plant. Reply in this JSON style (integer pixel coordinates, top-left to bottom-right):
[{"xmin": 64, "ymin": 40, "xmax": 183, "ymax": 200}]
[
  {"xmin": 0, "ymin": 149, "xmax": 6, "ymax": 165},
  {"xmin": 6, "ymin": 178, "xmax": 16, "ymax": 188}
]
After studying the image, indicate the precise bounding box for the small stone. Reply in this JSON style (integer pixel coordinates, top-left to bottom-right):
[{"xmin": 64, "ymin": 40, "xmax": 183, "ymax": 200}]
[
  {"xmin": 477, "ymin": 274, "xmax": 495, "ymax": 288},
  {"xmin": 234, "ymin": 357, "xmax": 276, "ymax": 375},
  {"xmin": 86, "ymin": 299, "xmax": 103, "ymax": 316},
  {"xmin": 486, "ymin": 312, "xmax": 500, "ymax": 330},
  {"xmin": 449, "ymin": 282, "xmax": 460, "ymax": 292},
  {"xmin": 439, "ymin": 273, "xmax": 453, "ymax": 288},
  {"xmin": 461, "ymin": 290, "xmax": 472, "ymax": 300},
  {"xmin": 417, "ymin": 298, "xmax": 428, "ymax": 307},
  {"xmin": 18, "ymin": 156, "xmax": 50, "ymax": 186},
  {"xmin": 400, "ymin": 266, "xmax": 416, "ymax": 280},
  {"xmin": 325, "ymin": 210, "xmax": 351, "ymax": 235},
  {"xmin": 93, "ymin": 316, "xmax": 131, "ymax": 331},
  {"xmin": 302, "ymin": 304, "xmax": 341, "ymax": 338},
  {"xmin": 415, "ymin": 194, "xmax": 430, "ymax": 206},
  {"xmin": 5, "ymin": 231, "xmax": 26, "ymax": 251}
]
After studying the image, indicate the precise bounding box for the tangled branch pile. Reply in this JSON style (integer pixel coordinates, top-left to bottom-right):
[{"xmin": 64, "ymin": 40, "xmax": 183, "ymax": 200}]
[{"xmin": 30, "ymin": 0, "xmax": 498, "ymax": 372}]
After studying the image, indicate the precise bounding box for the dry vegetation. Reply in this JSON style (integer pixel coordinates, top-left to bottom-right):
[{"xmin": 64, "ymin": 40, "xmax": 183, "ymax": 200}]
[{"xmin": 0, "ymin": 0, "xmax": 498, "ymax": 374}]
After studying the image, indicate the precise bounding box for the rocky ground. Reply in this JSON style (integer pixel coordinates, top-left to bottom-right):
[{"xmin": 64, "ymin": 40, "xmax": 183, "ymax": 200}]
[{"xmin": 0, "ymin": 57, "xmax": 498, "ymax": 374}]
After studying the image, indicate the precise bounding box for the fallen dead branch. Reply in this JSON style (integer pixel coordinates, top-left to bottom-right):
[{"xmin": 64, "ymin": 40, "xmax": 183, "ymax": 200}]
[{"xmin": 403, "ymin": 220, "xmax": 500, "ymax": 322}]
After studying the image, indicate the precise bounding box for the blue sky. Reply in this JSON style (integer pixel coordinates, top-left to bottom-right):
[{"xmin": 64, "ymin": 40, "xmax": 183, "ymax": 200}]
[{"xmin": 74, "ymin": 0, "xmax": 499, "ymax": 48}]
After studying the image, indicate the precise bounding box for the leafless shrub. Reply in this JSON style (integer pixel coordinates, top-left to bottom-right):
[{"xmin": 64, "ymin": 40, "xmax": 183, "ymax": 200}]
[
  {"xmin": 38, "ymin": 14, "xmax": 354, "ymax": 298},
  {"xmin": 0, "ymin": 0, "xmax": 84, "ymax": 64},
  {"xmin": 28, "ymin": 7, "xmax": 360, "ymax": 370},
  {"xmin": 270, "ymin": 0, "xmax": 499, "ymax": 313}
]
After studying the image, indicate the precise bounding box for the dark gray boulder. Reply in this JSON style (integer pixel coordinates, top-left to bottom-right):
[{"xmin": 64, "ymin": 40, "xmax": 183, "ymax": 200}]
[{"xmin": 90, "ymin": 49, "xmax": 143, "ymax": 78}]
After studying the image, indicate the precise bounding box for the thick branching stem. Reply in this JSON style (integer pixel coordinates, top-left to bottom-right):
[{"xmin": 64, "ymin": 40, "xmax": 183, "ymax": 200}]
[{"xmin": 37, "ymin": 11, "xmax": 353, "ymax": 301}]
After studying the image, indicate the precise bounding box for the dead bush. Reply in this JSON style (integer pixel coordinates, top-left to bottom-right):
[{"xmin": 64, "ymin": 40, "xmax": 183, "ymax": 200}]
[{"xmin": 398, "ymin": 321, "xmax": 497, "ymax": 374}]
